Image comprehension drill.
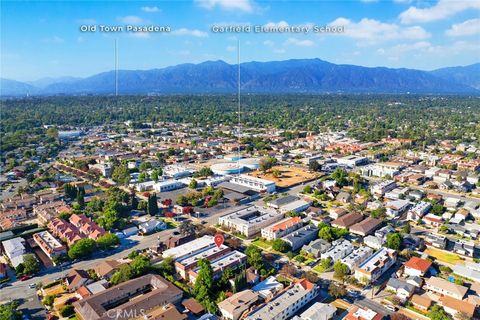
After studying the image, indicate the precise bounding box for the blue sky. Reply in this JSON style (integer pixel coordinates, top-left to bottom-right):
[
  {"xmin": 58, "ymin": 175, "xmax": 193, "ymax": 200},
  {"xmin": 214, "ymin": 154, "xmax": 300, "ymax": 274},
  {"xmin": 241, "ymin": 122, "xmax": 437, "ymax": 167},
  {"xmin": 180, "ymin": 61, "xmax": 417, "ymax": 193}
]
[{"xmin": 1, "ymin": 0, "xmax": 479, "ymax": 81}]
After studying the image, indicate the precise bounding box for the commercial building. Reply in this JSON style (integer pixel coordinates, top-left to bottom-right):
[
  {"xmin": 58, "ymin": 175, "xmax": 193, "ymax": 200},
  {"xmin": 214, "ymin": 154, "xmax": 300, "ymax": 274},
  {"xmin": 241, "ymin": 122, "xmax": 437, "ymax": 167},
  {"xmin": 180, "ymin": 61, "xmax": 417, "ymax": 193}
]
[
  {"xmin": 246, "ymin": 279, "xmax": 319, "ymax": 320},
  {"xmin": 219, "ymin": 206, "xmax": 283, "ymax": 238},
  {"xmin": 278, "ymin": 199, "xmax": 311, "ymax": 214},
  {"xmin": 33, "ymin": 231, "xmax": 66, "ymax": 259},
  {"xmin": 230, "ymin": 175, "xmax": 276, "ymax": 193},
  {"xmin": 163, "ymin": 165, "xmax": 193, "ymax": 178},
  {"xmin": 337, "ymin": 155, "xmax": 368, "ymax": 167},
  {"xmin": 218, "ymin": 290, "xmax": 259, "ymax": 320},
  {"xmin": 281, "ymin": 224, "xmax": 319, "ymax": 251},
  {"xmin": 153, "ymin": 180, "xmax": 184, "ymax": 192},
  {"xmin": 74, "ymin": 274, "xmax": 183, "ymax": 320},
  {"xmin": 261, "ymin": 216, "xmax": 303, "ymax": 241},
  {"xmin": 162, "ymin": 235, "xmax": 215, "ymax": 259},
  {"xmin": 354, "ymin": 247, "xmax": 397, "ymax": 283}
]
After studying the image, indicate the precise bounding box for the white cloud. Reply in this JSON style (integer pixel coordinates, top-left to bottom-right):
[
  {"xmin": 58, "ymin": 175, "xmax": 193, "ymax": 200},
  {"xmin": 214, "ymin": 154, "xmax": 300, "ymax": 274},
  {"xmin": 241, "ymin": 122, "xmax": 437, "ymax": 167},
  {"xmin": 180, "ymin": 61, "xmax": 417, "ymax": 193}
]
[
  {"xmin": 263, "ymin": 40, "xmax": 274, "ymax": 46},
  {"xmin": 118, "ymin": 16, "xmax": 145, "ymax": 24},
  {"xmin": 446, "ymin": 18, "xmax": 480, "ymax": 37},
  {"xmin": 141, "ymin": 6, "xmax": 160, "ymax": 13},
  {"xmin": 77, "ymin": 18, "xmax": 96, "ymax": 24},
  {"xmin": 195, "ymin": 0, "xmax": 253, "ymax": 12},
  {"xmin": 171, "ymin": 28, "xmax": 208, "ymax": 37},
  {"xmin": 226, "ymin": 45, "xmax": 236, "ymax": 52},
  {"xmin": 263, "ymin": 20, "xmax": 289, "ymax": 28},
  {"xmin": 329, "ymin": 17, "xmax": 431, "ymax": 42},
  {"xmin": 376, "ymin": 40, "xmax": 480, "ymax": 59},
  {"xmin": 399, "ymin": 0, "xmax": 480, "ymax": 24},
  {"xmin": 42, "ymin": 36, "xmax": 64, "ymax": 44},
  {"xmin": 273, "ymin": 48, "xmax": 286, "ymax": 54},
  {"xmin": 393, "ymin": 0, "xmax": 411, "ymax": 3},
  {"xmin": 284, "ymin": 38, "xmax": 315, "ymax": 47}
]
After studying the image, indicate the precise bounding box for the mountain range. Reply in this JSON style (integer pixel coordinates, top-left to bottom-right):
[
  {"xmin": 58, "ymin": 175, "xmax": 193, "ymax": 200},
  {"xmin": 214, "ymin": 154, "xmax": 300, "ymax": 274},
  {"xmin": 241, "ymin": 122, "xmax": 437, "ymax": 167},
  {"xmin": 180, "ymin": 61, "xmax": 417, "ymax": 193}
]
[{"xmin": 2, "ymin": 59, "xmax": 479, "ymax": 96}]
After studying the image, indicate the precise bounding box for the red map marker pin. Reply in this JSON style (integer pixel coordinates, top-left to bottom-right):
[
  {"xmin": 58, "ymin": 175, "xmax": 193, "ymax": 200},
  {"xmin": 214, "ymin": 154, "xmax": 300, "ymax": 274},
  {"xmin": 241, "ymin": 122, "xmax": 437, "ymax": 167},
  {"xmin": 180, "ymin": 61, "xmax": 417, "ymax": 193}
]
[{"xmin": 214, "ymin": 234, "xmax": 224, "ymax": 248}]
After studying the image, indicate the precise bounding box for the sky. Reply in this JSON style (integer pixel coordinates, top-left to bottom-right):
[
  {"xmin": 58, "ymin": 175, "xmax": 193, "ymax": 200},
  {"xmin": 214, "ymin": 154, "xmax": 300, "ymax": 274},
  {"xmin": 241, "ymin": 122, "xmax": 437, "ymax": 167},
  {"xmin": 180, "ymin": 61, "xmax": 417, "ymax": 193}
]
[{"xmin": 1, "ymin": 0, "xmax": 479, "ymax": 81}]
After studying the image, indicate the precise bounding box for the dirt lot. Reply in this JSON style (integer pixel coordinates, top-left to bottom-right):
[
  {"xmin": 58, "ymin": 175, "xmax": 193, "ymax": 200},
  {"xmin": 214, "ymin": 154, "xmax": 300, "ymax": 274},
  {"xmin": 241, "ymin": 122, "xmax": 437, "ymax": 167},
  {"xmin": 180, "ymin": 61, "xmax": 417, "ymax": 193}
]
[{"xmin": 247, "ymin": 165, "xmax": 320, "ymax": 188}]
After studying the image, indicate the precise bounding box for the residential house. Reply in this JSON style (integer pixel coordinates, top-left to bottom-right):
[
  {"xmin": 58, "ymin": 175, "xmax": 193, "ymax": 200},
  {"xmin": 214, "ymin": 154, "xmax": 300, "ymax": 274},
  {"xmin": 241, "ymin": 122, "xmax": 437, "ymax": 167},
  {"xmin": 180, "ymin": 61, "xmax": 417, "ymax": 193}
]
[
  {"xmin": 93, "ymin": 260, "xmax": 125, "ymax": 280},
  {"xmin": 386, "ymin": 278, "xmax": 415, "ymax": 301},
  {"xmin": 331, "ymin": 212, "xmax": 364, "ymax": 229},
  {"xmin": 344, "ymin": 306, "xmax": 383, "ymax": 320},
  {"xmin": 411, "ymin": 294, "xmax": 432, "ymax": 312},
  {"xmin": 424, "ymin": 277, "xmax": 468, "ymax": 300},
  {"xmin": 251, "ymin": 276, "xmax": 283, "ymax": 300},
  {"xmin": 138, "ymin": 219, "xmax": 167, "ymax": 234},
  {"xmin": 363, "ymin": 235, "xmax": 384, "ymax": 249},
  {"xmin": 302, "ymin": 239, "xmax": 332, "ymax": 258},
  {"xmin": 66, "ymin": 269, "xmax": 91, "ymax": 292},
  {"xmin": 439, "ymin": 296, "xmax": 476, "ymax": 319},
  {"xmin": 2, "ymin": 237, "xmax": 27, "ymax": 268},
  {"xmin": 349, "ymin": 217, "xmax": 382, "ymax": 236},
  {"xmin": 404, "ymin": 257, "xmax": 432, "ymax": 277},
  {"xmin": 321, "ymin": 239, "xmax": 354, "ymax": 261}
]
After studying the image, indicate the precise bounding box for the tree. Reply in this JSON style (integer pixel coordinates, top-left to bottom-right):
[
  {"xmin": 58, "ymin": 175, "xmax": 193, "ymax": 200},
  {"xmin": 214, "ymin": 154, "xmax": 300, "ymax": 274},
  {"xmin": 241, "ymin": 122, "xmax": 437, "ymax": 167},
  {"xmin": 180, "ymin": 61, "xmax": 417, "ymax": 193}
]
[
  {"xmin": 112, "ymin": 164, "xmax": 130, "ymax": 185},
  {"xmin": 100, "ymin": 207, "xmax": 120, "ymax": 230},
  {"xmin": 179, "ymin": 220, "xmax": 196, "ymax": 236},
  {"xmin": 317, "ymin": 258, "xmax": 332, "ymax": 272},
  {"xmin": 333, "ymin": 261, "xmax": 349, "ymax": 282},
  {"xmin": 302, "ymin": 185, "xmax": 312, "ymax": 194},
  {"xmin": 328, "ymin": 282, "xmax": 347, "ymax": 298},
  {"xmin": 68, "ymin": 238, "xmax": 96, "ymax": 259},
  {"xmin": 259, "ymin": 156, "xmax": 277, "ymax": 172},
  {"xmin": 110, "ymin": 264, "xmax": 133, "ymax": 285},
  {"xmin": 193, "ymin": 259, "xmax": 216, "ymax": 312},
  {"xmin": 128, "ymin": 189, "xmax": 138, "ymax": 209},
  {"xmin": 280, "ymin": 264, "xmax": 297, "ymax": 277},
  {"xmin": 272, "ymin": 239, "xmax": 292, "ymax": 253},
  {"xmin": 176, "ymin": 195, "xmax": 188, "ymax": 206},
  {"xmin": 158, "ymin": 256, "xmax": 175, "ymax": 276},
  {"xmin": 427, "ymin": 305, "xmax": 452, "ymax": 320},
  {"xmin": 0, "ymin": 301, "xmax": 21, "ymax": 320},
  {"xmin": 309, "ymin": 160, "xmax": 321, "ymax": 172},
  {"xmin": 196, "ymin": 167, "xmax": 213, "ymax": 178},
  {"xmin": 331, "ymin": 167, "xmax": 348, "ymax": 186},
  {"xmin": 130, "ymin": 255, "xmax": 151, "ymax": 276},
  {"xmin": 402, "ymin": 222, "xmax": 411, "ymax": 234},
  {"xmin": 189, "ymin": 179, "xmax": 198, "ymax": 189},
  {"xmin": 22, "ymin": 254, "xmax": 40, "ymax": 275},
  {"xmin": 76, "ymin": 186, "xmax": 85, "ymax": 207},
  {"xmin": 60, "ymin": 305, "xmax": 75, "ymax": 317},
  {"xmin": 431, "ymin": 203, "xmax": 445, "ymax": 215},
  {"xmin": 46, "ymin": 127, "xmax": 58, "ymax": 139},
  {"xmin": 147, "ymin": 193, "xmax": 159, "ymax": 216},
  {"xmin": 245, "ymin": 245, "xmax": 264, "ymax": 270},
  {"xmin": 386, "ymin": 232, "xmax": 402, "ymax": 250},
  {"xmin": 456, "ymin": 312, "xmax": 471, "ymax": 320},
  {"xmin": 42, "ymin": 294, "xmax": 56, "ymax": 307},
  {"xmin": 96, "ymin": 233, "xmax": 120, "ymax": 250},
  {"xmin": 371, "ymin": 207, "xmax": 386, "ymax": 219},
  {"xmin": 318, "ymin": 227, "xmax": 334, "ymax": 242}
]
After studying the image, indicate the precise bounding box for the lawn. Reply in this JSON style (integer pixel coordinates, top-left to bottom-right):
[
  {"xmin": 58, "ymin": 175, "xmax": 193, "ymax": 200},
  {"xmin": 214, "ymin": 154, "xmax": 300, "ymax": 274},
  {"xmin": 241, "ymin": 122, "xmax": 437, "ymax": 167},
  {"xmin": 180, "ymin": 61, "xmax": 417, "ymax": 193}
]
[
  {"xmin": 313, "ymin": 263, "xmax": 330, "ymax": 273},
  {"xmin": 252, "ymin": 238, "xmax": 272, "ymax": 249},
  {"xmin": 424, "ymin": 248, "xmax": 463, "ymax": 265}
]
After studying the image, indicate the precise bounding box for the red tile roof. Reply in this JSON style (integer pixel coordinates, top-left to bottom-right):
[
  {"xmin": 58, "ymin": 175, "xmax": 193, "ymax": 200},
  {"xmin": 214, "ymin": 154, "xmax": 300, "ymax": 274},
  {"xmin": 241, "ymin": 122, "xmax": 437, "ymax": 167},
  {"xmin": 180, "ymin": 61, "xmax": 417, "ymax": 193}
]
[{"xmin": 405, "ymin": 257, "xmax": 432, "ymax": 272}]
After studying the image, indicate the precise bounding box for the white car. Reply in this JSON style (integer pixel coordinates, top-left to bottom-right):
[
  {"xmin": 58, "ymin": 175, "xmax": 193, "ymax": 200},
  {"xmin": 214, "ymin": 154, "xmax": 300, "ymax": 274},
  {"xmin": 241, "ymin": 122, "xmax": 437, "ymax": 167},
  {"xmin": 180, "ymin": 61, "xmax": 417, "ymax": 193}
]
[
  {"xmin": 385, "ymin": 305, "xmax": 396, "ymax": 312},
  {"xmin": 28, "ymin": 283, "xmax": 36, "ymax": 289}
]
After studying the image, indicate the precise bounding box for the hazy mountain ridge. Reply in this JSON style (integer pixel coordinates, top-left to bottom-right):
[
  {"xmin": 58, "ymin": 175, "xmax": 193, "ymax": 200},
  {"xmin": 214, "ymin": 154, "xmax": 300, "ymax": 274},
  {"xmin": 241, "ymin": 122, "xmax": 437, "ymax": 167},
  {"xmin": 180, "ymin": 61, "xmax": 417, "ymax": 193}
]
[{"xmin": 2, "ymin": 59, "xmax": 479, "ymax": 96}]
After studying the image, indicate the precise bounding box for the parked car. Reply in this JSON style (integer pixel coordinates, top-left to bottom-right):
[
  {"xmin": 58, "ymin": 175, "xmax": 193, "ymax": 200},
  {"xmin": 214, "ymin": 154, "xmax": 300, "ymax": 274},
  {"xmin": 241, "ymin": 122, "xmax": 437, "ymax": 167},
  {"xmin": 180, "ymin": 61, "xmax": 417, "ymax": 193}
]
[
  {"xmin": 20, "ymin": 275, "xmax": 31, "ymax": 281},
  {"xmin": 28, "ymin": 283, "xmax": 36, "ymax": 289},
  {"xmin": 385, "ymin": 305, "xmax": 397, "ymax": 312}
]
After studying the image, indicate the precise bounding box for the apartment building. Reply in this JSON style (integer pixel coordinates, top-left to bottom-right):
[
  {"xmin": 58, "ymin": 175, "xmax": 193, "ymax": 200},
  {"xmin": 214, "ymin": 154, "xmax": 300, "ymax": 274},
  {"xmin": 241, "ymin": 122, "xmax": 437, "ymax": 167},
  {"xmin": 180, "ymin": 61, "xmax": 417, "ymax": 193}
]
[
  {"xmin": 218, "ymin": 289, "xmax": 259, "ymax": 320},
  {"xmin": 261, "ymin": 216, "xmax": 303, "ymax": 241},
  {"xmin": 370, "ymin": 180, "xmax": 397, "ymax": 197},
  {"xmin": 48, "ymin": 218, "xmax": 85, "ymax": 246},
  {"xmin": 354, "ymin": 248, "xmax": 397, "ymax": 283},
  {"xmin": 407, "ymin": 201, "xmax": 432, "ymax": 221},
  {"xmin": 219, "ymin": 205, "xmax": 283, "ymax": 238},
  {"xmin": 281, "ymin": 224, "xmax": 319, "ymax": 251},
  {"xmin": 1, "ymin": 237, "xmax": 27, "ymax": 268},
  {"xmin": 246, "ymin": 279, "xmax": 319, "ymax": 320},
  {"xmin": 74, "ymin": 274, "xmax": 183, "ymax": 320},
  {"xmin": 321, "ymin": 239, "xmax": 354, "ymax": 261},
  {"xmin": 70, "ymin": 214, "xmax": 106, "ymax": 240},
  {"xmin": 33, "ymin": 231, "xmax": 67, "ymax": 259},
  {"xmin": 341, "ymin": 246, "xmax": 374, "ymax": 271},
  {"xmin": 188, "ymin": 250, "xmax": 246, "ymax": 284}
]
